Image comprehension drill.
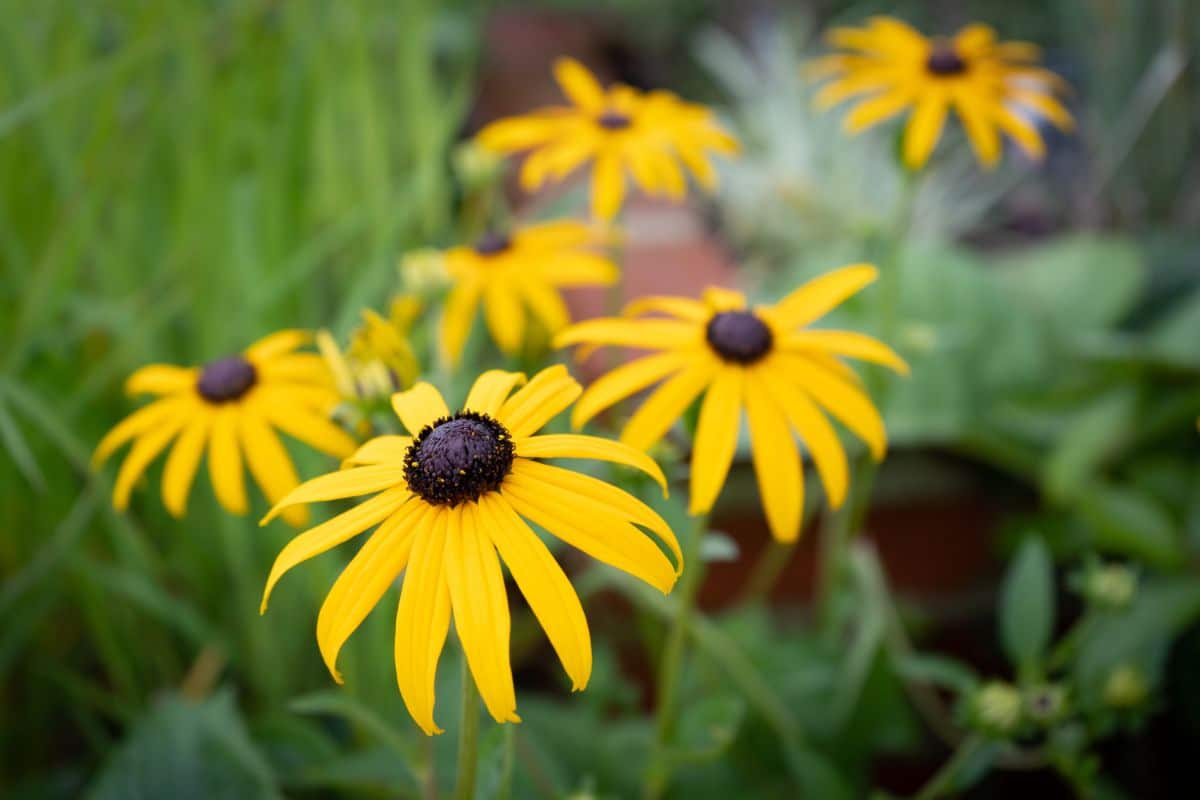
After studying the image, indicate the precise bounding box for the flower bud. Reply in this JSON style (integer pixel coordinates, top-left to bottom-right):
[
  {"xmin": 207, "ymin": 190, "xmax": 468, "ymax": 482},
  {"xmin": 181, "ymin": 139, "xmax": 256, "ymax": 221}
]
[
  {"xmin": 1024, "ymin": 683, "xmax": 1068, "ymax": 725},
  {"xmin": 1085, "ymin": 564, "xmax": 1136, "ymax": 611},
  {"xmin": 971, "ymin": 681, "xmax": 1023, "ymax": 735},
  {"xmin": 1103, "ymin": 665, "xmax": 1148, "ymax": 710}
]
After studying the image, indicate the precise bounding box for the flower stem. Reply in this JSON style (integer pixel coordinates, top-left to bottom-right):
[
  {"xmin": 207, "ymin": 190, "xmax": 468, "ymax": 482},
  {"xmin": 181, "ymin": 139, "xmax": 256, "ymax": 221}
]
[
  {"xmin": 453, "ymin": 656, "xmax": 480, "ymax": 800},
  {"xmin": 912, "ymin": 735, "xmax": 986, "ymax": 800},
  {"xmin": 738, "ymin": 538, "xmax": 796, "ymax": 606},
  {"xmin": 644, "ymin": 513, "xmax": 708, "ymax": 800}
]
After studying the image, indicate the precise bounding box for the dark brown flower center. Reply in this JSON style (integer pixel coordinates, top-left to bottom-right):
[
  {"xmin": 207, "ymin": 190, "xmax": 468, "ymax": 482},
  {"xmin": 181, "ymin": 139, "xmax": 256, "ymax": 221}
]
[
  {"xmin": 474, "ymin": 231, "xmax": 512, "ymax": 256},
  {"xmin": 596, "ymin": 110, "xmax": 632, "ymax": 130},
  {"xmin": 196, "ymin": 356, "xmax": 257, "ymax": 403},
  {"xmin": 705, "ymin": 311, "xmax": 773, "ymax": 365},
  {"xmin": 403, "ymin": 412, "xmax": 514, "ymax": 506},
  {"xmin": 926, "ymin": 44, "xmax": 967, "ymax": 76}
]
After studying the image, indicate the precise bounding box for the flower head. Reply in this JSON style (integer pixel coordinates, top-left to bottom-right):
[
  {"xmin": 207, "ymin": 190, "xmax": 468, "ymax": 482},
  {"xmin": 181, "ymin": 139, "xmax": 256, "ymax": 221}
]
[
  {"xmin": 555, "ymin": 265, "xmax": 907, "ymax": 542},
  {"xmin": 93, "ymin": 330, "xmax": 357, "ymax": 526},
  {"xmin": 318, "ymin": 300, "xmax": 421, "ymax": 402},
  {"xmin": 439, "ymin": 220, "xmax": 619, "ymax": 366},
  {"xmin": 476, "ymin": 58, "xmax": 740, "ymax": 220},
  {"xmin": 810, "ymin": 17, "xmax": 1073, "ymax": 169},
  {"xmin": 971, "ymin": 681, "xmax": 1023, "ymax": 735},
  {"xmin": 259, "ymin": 365, "xmax": 681, "ymax": 734}
]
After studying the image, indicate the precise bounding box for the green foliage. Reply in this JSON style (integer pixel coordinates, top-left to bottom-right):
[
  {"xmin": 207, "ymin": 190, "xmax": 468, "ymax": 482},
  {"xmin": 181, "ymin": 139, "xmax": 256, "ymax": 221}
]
[{"xmin": 1000, "ymin": 537, "xmax": 1055, "ymax": 677}]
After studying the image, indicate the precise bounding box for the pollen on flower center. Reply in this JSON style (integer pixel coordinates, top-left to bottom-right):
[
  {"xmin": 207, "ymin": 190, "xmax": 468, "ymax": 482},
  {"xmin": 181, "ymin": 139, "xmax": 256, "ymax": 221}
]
[
  {"xmin": 403, "ymin": 412, "xmax": 515, "ymax": 506},
  {"xmin": 596, "ymin": 110, "xmax": 632, "ymax": 130},
  {"xmin": 474, "ymin": 231, "xmax": 512, "ymax": 256},
  {"xmin": 926, "ymin": 44, "xmax": 967, "ymax": 76},
  {"xmin": 197, "ymin": 356, "xmax": 257, "ymax": 403},
  {"xmin": 705, "ymin": 311, "xmax": 773, "ymax": 365}
]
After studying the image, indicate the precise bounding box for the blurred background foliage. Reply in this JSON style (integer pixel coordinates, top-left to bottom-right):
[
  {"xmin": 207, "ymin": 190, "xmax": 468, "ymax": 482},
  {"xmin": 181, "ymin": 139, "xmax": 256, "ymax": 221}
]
[{"xmin": 2, "ymin": 0, "xmax": 1199, "ymax": 798}]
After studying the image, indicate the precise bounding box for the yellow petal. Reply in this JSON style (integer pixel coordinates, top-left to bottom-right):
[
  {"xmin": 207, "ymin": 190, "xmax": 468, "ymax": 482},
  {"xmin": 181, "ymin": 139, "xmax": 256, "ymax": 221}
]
[
  {"xmin": 475, "ymin": 116, "xmax": 563, "ymax": 153},
  {"xmin": 553, "ymin": 57, "xmax": 606, "ymax": 112},
  {"xmin": 780, "ymin": 330, "xmax": 909, "ymax": 374},
  {"xmin": 255, "ymin": 353, "xmax": 334, "ymax": 387},
  {"xmin": 440, "ymin": 281, "xmax": 482, "ymax": 368},
  {"xmin": 554, "ymin": 318, "xmax": 701, "ymax": 350},
  {"xmin": 464, "ymin": 370, "xmax": 527, "ymax": 417},
  {"xmin": 317, "ymin": 500, "xmax": 428, "ymax": 681},
  {"xmin": 775, "ymin": 354, "xmax": 887, "ymax": 459},
  {"xmin": 253, "ymin": 388, "xmax": 356, "ymax": 459},
  {"xmin": 208, "ymin": 405, "xmax": 248, "ymax": 515},
  {"xmin": 161, "ymin": 412, "xmax": 213, "ymax": 518},
  {"xmin": 745, "ymin": 372, "xmax": 804, "ymax": 542},
  {"xmin": 814, "ymin": 75, "xmax": 892, "ymax": 111},
  {"xmin": 481, "ymin": 493, "xmax": 591, "ymax": 690},
  {"xmin": 620, "ymin": 359, "xmax": 717, "ymax": 451},
  {"xmin": 515, "ymin": 433, "xmax": 667, "ymax": 494},
  {"xmin": 497, "ymin": 364, "xmax": 581, "ymax": 439},
  {"xmin": 483, "ymin": 277, "xmax": 525, "ymax": 355},
  {"xmin": 590, "ymin": 151, "xmax": 626, "ymax": 221},
  {"xmin": 676, "ymin": 139, "xmax": 717, "ymax": 190},
  {"xmin": 394, "ymin": 514, "xmax": 452, "ymax": 735},
  {"xmin": 570, "ymin": 351, "xmax": 693, "ymax": 429},
  {"xmin": 93, "ymin": 397, "xmax": 180, "ymax": 468},
  {"xmin": 540, "ymin": 252, "xmax": 620, "ymax": 287},
  {"xmin": 239, "ymin": 410, "xmax": 307, "ymax": 527},
  {"xmin": 260, "ymin": 464, "xmax": 409, "ymax": 525},
  {"xmin": 125, "ymin": 364, "xmax": 196, "ymax": 396},
  {"xmin": 260, "ymin": 486, "xmax": 413, "ymax": 611},
  {"xmin": 518, "ymin": 278, "xmax": 571, "ymax": 336},
  {"xmin": 953, "ymin": 89, "xmax": 1002, "ymax": 168},
  {"xmin": 994, "ymin": 105, "xmax": 1045, "ymax": 160},
  {"xmin": 768, "ymin": 264, "xmax": 879, "ymax": 329},
  {"xmin": 621, "ymin": 296, "xmax": 709, "ymax": 322},
  {"xmin": 345, "ymin": 435, "xmax": 412, "ymax": 467},
  {"xmin": 953, "ymin": 23, "xmax": 997, "ymax": 57},
  {"xmin": 1008, "ymin": 89, "xmax": 1074, "ymax": 131},
  {"xmin": 113, "ymin": 405, "xmax": 191, "ymax": 510},
  {"xmin": 843, "ymin": 90, "xmax": 912, "ymax": 133},
  {"xmin": 245, "ymin": 329, "xmax": 310, "ymax": 363},
  {"xmin": 391, "ymin": 383, "xmax": 451, "ymax": 436},
  {"xmin": 444, "ymin": 503, "xmax": 520, "ymax": 724},
  {"xmin": 903, "ymin": 91, "xmax": 949, "ymax": 169},
  {"xmin": 702, "ymin": 286, "xmax": 747, "ymax": 312},
  {"xmin": 689, "ymin": 367, "xmax": 743, "ymax": 515}
]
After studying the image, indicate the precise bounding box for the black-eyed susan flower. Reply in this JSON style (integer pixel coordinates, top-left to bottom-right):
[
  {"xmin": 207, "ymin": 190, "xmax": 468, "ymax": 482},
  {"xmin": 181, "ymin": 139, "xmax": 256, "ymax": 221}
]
[
  {"xmin": 259, "ymin": 365, "xmax": 681, "ymax": 734},
  {"xmin": 555, "ymin": 266, "xmax": 907, "ymax": 542},
  {"xmin": 476, "ymin": 58, "xmax": 739, "ymax": 220},
  {"xmin": 439, "ymin": 220, "xmax": 619, "ymax": 366},
  {"xmin": 94, "ymin": 330, "xmax": 358, "ymax": 526},
  {"xmin": 810, "ymin": 17, "xmax": 1073, "ymax": 170}
]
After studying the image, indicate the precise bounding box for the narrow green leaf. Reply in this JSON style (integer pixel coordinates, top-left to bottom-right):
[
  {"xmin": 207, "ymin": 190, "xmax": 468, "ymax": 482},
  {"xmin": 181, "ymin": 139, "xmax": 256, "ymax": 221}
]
[{"xmin": 1000, "ymin": 536, "xmax": 1054, "ymax": 675}]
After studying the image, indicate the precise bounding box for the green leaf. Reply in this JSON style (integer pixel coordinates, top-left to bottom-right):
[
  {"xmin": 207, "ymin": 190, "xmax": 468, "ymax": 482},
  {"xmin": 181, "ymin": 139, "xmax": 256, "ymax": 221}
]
[
  {"xmin": 1076, "ymin": 481, "xmax": 1184, "ymax": 568},
  {"xmin": 893, "ymin": 652, "xmax": 979, "ymax": 695},
  {"xmin": 86, "ymin": 689, "xmax": 279, "ymax": 800},
  {"xmin": 1000, "ymin": 536, "xmax": 1054, "ymax": 675},
  {"xmin": 672, "ymin": 694, "xmax": 746, "ymax": 761},
  {"xmin": 1043, "ymin": 388, "xmax": 1137, "ymax": 503}
]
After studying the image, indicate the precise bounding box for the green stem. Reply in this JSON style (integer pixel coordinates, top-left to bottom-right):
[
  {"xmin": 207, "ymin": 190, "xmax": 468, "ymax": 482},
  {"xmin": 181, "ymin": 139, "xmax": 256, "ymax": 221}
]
[
  {"xmin": 453, "ymin": 657, "xmax": 481, "ymax": 800},
  {"xmin": 738, "ymin": 539, "xmax": 796, "ymax": 606},
  {"xmin": 496, "ymin": 723, "xmax": 516, "ymax": 800},
  {"xmin": 644, "ymin": 513, "xmax": 708, "ymax": 800},
  {"xmin": 913, "ymin": 735, "xmax": 986, "ymax": 800}
]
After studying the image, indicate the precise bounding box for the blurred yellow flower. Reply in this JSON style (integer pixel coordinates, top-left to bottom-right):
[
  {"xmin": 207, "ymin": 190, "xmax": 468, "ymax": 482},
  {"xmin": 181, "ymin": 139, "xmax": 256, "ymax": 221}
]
[
  {"xmin": 476, "ymin": 57, "xmax": 740, "ymax": 220},
  {"xmin": 318, "ymin": 299, "xmax": 421, "ymax": 402},
  {"xmin": 440, "ymin": 220, "xmax": 618, "ymax": 366},
  {"xmin": 93, "ymin": 330, "xmax": 356, "ymax": 526},
  {"xmin": 398, "ymin": 247, "xmax": 451, "ymax": 294},
  {"xmin": 810, "ymin": 17, "xmax": 1073, "ymax": 169},
  {"xmin": 259, "ymin": 366, "xmax": 681, "ymax": 734},
  {"xmin": 555, "ymin": 266, "xmax": 907, "ymax": 542}
]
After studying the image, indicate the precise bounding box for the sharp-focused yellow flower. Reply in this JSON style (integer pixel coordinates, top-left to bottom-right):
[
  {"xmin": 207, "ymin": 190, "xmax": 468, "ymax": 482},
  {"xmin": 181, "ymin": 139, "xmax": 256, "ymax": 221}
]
[
  {"xmin": 259, "ymin": 365, "xmax": 681, "ymax": 734},
  {"xmin": 476, "ymin": 58, "xmax": 739, "ymax": 220},
  {"xmin": 555, "ymin": 266, "xmax": 908, "ymax": 542},
  {"xmin": 94, "ymin": 330, "xmax": 357, "ymax": 526},
  {"xmin": 810, "ymin": 17, "xmax": 1073, "ymax": 170},
  {"xmin": 440, "ymin": 220, "xmax": 619, "ymax": 366}
]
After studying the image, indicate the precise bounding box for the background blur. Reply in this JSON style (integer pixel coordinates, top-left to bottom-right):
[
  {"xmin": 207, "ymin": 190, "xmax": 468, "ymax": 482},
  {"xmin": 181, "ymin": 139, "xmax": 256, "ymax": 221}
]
[{"xmin": 2, "ymin": 1, "xmax": 1199, "ymax": 798}]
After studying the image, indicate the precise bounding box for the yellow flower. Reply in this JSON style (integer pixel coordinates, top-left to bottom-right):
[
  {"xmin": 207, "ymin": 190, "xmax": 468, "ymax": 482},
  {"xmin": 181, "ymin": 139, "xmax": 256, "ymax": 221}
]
[
  {"xmin": 440, "ymin": 220, "xmax": 619, "ymax": 366},
  {"xmin": 318, "ymin": 300, "xmax": 421, "ymax": 402},
  {"xmin": 476, "ymin": 58, "xmax": 740, "ymax": 220},
  {"xmin": 259, "ymin": 365, "xmax": 681, "ymax": 734},
  {"xmin": 555, "ymin": 266, "xmax": 907, "ymax": 542},
  {"xmin": 810, "ymin": 17, "xmax": 1073, "ymax": 169},
  {"xmin": 93, "ymin": 330, "xmax": 357, "ymax": 526}
]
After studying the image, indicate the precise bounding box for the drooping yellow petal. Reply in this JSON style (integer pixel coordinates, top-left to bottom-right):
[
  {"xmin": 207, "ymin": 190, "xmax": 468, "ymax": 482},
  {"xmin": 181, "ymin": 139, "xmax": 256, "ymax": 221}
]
[
  {"xmin": 440, "ymin": 281, "xmax": 483, "ymax": 368},
  {"xmin": 208, "ymin": 404, "xmax": 248, "ymax": 516},
  {"xmin": 508, "ymin": 459, "xmax": 681, "ymax": 569},
  {"xmin": 260, "ymin": 487, "xmax": 413, "ymax": 611},
  {"xmin": 444, "ymin": 503, "xmax": 520, "ymax": 724},
  {"xmin": 391, "ymin": 383, "xmax": 451, "ymax": 436},
  {"xmin": 497, "ymin": 365, "xmax": 581, "ymax": 439},
  {"xmin": 1008, "ymin": 89, "xmax": 1074, "ymax": 131},
  {"xmin": 260, "ymin": 464, "xmax": 409, "ymax": 525},
  {"xmin": 483, "ymin": 277, "xmax": 525, "ymax": 355},
  {"xmin": 993, "ymin": 105, "xmax": 1045, "ymax": 160},
  {"xmin": 954, "ymin": 89, "xmax": 1002, "ymax": 168},
  {"xmin": 518, "ymin": 278, "xmax": 571, "ymax": 336},
  {"xmin": 255, "ymin": 353, "xmax": 334, "ymax": 386},
  {"xmin": 553, "ymin": 57, "xmax": 606, "ymax": 112},
  {"xmin": 814, "ymin": 74, "xmax": 893, "ymax": 110},
  {"xmin": 515, "ymin": 433, "xmax": 667, "ymax": 494},
  {"xmin": 745, "ymin": 372, "xmax": 804, "ymax": 542},
  {"xmin": 676, "ymin": 138, "xmax": 718, "ymax": 190},
  {"xmin": 555, "ymin": 318, "xmax": 701, "ymax": 350},
  {"xmin": 775, "ymin": 354, "xmax": 887, "ymax": 459},
  {"xmin": 345, "ymin": 435, "xmax": 412, "ymax": 467},
  {"xmin": 780, "ymin": 330, "xmax": 909, "ymax": 374},
  {"xmin": 317, "ymin": 500, "xmax": 428, "ymax": 681},
  {"xmin": 239, "ymin": 410, "xmax": 307, "ymax": 527},
  {"xmin": 768, "ymin": 264, "xmax": 879, "ymax": 330},
  {"xmin": 245, "ymin": 329, "xmax": 310, "ymax": 363},
  {"xmin": 93, "ymin": 397, "xmax": 181, "ymax": 467},
  {"xmin": 843, "ymin": 89, "xmax": 913, "ymax": 133},
  {"xmin": 688, "ymin": 367, "xmax": 743, "ymax": 515},
  {"xmin": 463, "ymin": 370, "xmax": 527, "ymax": 417},
  {"xmin": 620, "ymin": 359, "xmax": 717, "ymax": 451},
  {"xmin": 570, "ymin": 351, "xmax": 694, "ymax": 429},
  {"xmin": 590, "ymin": 150, "xmax": 626, "ymax": 221},
  {"xmin": 113, "ymin": 406, "xmax": 191, "ymax": 510},
  {"xmin": 481, "ymin": 493, "xmax": 591, "ymax": 690},
  {"xmin": 125, "ymin": 364, "xmax": 197, "ymax": 397},
  {"xmin": 903, "ymin": 91, "xmax": 949, "ymax": 169},
  {"xmin": 502, "ymin": 474, "xmax": 678, "ymax": 594},
  {"xmin": 253, "ymin": 389, "xmax": 356, "ymax": 459},
  {"xmin": 394, "ymin": 514, "xmax": 452, "ymax": 735},
  {"xmin": 161, "ymin": 412, "xmax": 213, "ymax": 518}
]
